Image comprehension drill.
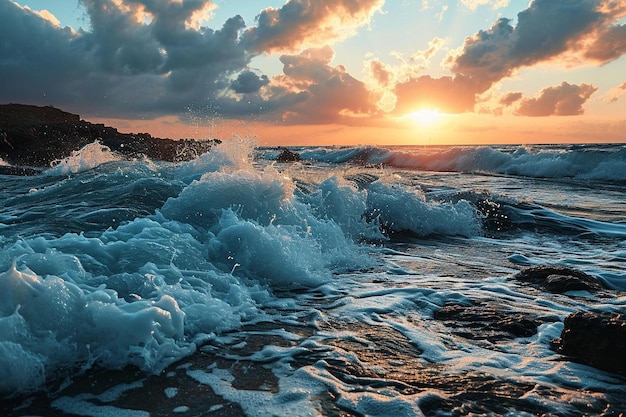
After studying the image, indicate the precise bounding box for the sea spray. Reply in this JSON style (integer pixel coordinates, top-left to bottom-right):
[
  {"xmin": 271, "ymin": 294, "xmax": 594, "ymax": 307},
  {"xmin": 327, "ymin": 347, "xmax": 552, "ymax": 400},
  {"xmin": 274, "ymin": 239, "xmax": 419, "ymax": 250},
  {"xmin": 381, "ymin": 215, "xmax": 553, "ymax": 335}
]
[{"xmin": 47, "ymin": 142, "xmax": 122, "ymax": 175}]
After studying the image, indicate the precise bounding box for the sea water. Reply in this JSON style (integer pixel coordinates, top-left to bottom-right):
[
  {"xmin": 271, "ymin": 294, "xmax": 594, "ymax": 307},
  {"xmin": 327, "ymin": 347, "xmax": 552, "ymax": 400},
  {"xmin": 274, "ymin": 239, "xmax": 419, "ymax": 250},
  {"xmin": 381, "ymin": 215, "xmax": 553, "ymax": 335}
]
[{"xmin": 1, "ymin": 140, "xmax": 625, "ymax": 416}]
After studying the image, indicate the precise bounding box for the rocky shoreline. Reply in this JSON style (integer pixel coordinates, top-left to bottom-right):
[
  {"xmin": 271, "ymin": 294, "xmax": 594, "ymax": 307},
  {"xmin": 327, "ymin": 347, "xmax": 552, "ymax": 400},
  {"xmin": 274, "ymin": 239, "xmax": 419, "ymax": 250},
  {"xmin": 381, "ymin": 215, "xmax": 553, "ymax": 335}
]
[
  {"xmin": 3, "ymin": 265, "xmax": 625, "ymax": 416},
  {"xmin": 0, "ymin": 104, "xmax": 219, "ymax": 173}
]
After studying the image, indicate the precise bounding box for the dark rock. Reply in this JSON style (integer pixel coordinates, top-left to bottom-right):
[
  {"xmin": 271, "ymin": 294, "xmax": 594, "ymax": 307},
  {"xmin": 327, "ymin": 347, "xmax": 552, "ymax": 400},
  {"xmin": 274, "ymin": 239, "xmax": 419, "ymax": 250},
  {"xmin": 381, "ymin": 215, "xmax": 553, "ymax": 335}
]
[
  {"xmin": 276, "ymin": 147, "xmax": 301, "ymax": 162},
  {"xmin": 434, "ymin": 303, "xmax": 541, "ymax": 342},
  {"xmin": 0, "ymin": 103, "xmax": 219, "ymax": 168},
  {"xmin": 513, "ymin": 265, "xmax": 604, "ymax": 293},
  {"xmin": 552, "ymin": 311, "xmax": 626, "ymax": 374}
]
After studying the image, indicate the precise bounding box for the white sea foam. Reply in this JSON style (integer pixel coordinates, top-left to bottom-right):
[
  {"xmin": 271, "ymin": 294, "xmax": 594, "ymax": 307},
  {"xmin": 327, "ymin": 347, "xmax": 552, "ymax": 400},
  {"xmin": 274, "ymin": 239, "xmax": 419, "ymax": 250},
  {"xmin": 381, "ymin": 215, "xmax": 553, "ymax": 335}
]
[
  {"xmin": 300, "ymin": 144, "xmax": 626, "ymax": 183},
  {"xmin": 0, "ymin": 213, "xmax": 269, "ymax": 395},
  {"xmin": 2, "ymin": 142, "xmax": 625, "ymax": 414},
  {"xmin": 46, "ymin": 141, "xmax": 122, "ymax": 175}
]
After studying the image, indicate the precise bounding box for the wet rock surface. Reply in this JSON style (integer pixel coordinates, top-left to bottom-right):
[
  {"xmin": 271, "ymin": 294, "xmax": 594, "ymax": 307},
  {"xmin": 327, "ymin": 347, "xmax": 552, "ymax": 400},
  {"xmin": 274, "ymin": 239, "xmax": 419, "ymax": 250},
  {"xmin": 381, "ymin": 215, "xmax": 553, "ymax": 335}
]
[
  {"xmin": 3, "ymin": 319, "xmax": 625, "ymax": 416},
  {"xmin": 0, "ymin": 104, "xmax": 219, "ymax": 169},
  {"xmin": 433, "ymin": 302, "xmax": 542, "ymax": 342},
  {"xmin": 513, "ymin": 265, "xmax": 605, "ymax": 293},
  {"xmin": 552, "ymin": 311, "xmax": 626, "ymax": 375}
]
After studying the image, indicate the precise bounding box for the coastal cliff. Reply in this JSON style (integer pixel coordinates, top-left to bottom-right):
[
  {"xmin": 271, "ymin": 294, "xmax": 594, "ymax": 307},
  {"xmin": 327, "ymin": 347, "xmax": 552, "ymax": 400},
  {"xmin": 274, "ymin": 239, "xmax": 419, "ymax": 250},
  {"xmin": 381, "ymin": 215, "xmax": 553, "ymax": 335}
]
[{"xmin": 0, "ymin": 104, "xmax": 219, "ymax": 169}]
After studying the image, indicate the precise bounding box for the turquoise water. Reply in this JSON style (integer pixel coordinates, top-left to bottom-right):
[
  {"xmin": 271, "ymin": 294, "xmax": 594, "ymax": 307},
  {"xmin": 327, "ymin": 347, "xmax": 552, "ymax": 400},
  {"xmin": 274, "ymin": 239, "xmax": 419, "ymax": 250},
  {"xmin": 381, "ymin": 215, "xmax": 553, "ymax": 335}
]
[{"xmin": 2, "ymin": 142, "xmax": 625, "ymax": 416}]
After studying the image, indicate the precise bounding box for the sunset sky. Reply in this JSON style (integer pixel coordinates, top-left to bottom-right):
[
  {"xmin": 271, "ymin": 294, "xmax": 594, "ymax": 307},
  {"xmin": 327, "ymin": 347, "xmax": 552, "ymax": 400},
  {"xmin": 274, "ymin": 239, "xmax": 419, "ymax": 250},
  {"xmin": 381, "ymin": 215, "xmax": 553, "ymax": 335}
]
[{"xmin": 2, "ymin": 0, "xmax": 626, "ymax": 145}]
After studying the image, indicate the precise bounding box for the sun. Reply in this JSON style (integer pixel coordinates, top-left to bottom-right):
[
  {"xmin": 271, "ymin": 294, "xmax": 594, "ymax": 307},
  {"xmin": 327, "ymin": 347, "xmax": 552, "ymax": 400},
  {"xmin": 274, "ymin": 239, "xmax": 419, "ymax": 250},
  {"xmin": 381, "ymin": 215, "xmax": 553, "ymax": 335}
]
[{"xmin": 406, "ymin": 109, "xmax": 441, "ymax": 126}]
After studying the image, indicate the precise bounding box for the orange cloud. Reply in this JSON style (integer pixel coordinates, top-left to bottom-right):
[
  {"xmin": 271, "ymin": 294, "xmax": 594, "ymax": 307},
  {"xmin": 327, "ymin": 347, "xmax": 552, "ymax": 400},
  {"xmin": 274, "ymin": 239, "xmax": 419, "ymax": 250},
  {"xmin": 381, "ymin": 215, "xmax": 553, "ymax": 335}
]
[
  {"xmin": 242, "ymin": 0, "xmax": 384, "ymax": 53},
  {"xmin": 267, "ymin": 46, "xmax": 379, "ymax": 124},
  {"xmin": 368, "ymin": 60, "xmax": 392, "ymax": 86},
  {"xmin": 582, "ymin": 24, "xmax": 626, "ymax": 63},
  {"xmin": 393, "ymin": 0, "xmax": 626, "ymax": 116},
  {"xmin": 447, "ymin": 1, "xmax": 626, "ymax": 88},
  {"xmin": 500, "ymin": 92, "xmax": 522, "ymax": 106},
  {"xmin": 516, "ymin": 82, "xmax": 597, "ymax": 116},
  {"xmin": 603, "ymin": 81, "xmax": 626, "ymax": 103}
]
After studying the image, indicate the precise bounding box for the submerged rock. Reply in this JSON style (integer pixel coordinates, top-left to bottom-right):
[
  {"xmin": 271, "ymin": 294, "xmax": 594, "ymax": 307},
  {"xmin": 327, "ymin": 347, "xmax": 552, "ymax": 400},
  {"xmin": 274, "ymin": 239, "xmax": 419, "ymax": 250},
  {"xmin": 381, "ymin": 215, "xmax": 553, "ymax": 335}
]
[
  {"xmin": 513, "ymin": 265, "xmax": 605, "ymax": 293},
  {"xmin": 0, "ymin": 103, "xmax": 219, "ymax": 169},
  {"xmin": 552, "ymin": 311, "xmax": 626, "ymax": 375}
]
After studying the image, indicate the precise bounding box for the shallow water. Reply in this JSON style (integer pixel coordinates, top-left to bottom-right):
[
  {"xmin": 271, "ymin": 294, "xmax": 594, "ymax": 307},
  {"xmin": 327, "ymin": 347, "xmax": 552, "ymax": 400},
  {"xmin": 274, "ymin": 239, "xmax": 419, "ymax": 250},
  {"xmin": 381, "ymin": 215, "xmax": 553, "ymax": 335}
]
[{"xmin": 1, "ymin": 142, "xmax": 625, "ymax": 416}]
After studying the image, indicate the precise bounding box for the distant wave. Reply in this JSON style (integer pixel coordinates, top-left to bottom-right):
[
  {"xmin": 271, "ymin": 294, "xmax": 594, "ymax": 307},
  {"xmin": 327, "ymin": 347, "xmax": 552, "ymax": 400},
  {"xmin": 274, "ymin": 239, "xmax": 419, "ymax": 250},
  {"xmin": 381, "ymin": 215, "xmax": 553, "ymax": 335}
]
[{"xmin": 294, "ymin": 144, "xmax": 626, "ymax": 183}]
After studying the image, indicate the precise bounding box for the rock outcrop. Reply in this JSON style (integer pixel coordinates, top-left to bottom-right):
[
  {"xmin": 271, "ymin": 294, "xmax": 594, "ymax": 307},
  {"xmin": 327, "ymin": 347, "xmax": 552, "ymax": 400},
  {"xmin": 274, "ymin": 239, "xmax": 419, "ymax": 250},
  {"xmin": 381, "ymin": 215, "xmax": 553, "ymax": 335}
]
[
  {"xmin": 552, "ymin": 311, "xmax": 626, "ymax": 375},
  {"xmin": 0, "ymin": 104, "xmax": 220, "ymax": 169}
]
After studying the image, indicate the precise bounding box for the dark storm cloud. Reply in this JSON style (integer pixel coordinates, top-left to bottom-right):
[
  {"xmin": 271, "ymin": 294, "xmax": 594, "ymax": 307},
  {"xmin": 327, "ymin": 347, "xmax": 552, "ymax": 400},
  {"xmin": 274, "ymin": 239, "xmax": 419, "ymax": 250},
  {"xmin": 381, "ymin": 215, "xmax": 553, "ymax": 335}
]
[
  {"xmin": 0, "ymin": 0, "xmax": 383, "ymax": 123},
  {"xmin": 241, "ymin": 0, "xmax": 384, "ymax": 53},
  {"xmin": 78, "ymin": 0, "xmax": 164, "ymax": 74},
  {"xmin": 516, "ymin": 82, "xmax": 597, "ymax": 116},
  {"xmin": 0, "ymin": 1, "xmax": 94, "ymax": 103},
  {"xmin": 231, "ymin": 71, "xmax": 270, "ymax": 94},
  {"xmin": 0, "ymin": 0, "xmax": 253, "ymax": 118}
]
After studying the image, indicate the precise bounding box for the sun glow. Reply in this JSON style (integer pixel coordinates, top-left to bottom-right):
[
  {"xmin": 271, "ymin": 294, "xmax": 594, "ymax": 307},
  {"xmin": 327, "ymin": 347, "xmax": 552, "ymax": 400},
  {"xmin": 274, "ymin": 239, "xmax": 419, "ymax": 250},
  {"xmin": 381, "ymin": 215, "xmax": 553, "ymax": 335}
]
[{"xmin": 406, "ymin": 109, "xmax": 441, "ymax": 126}]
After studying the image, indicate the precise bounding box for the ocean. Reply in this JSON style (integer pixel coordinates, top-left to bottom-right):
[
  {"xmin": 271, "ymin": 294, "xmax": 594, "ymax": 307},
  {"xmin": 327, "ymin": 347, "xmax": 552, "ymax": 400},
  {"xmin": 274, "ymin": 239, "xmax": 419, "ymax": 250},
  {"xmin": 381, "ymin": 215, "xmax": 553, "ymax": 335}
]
[{"xmin": 1, "ymin": 140, "xmax": 625, "ymax": 416}]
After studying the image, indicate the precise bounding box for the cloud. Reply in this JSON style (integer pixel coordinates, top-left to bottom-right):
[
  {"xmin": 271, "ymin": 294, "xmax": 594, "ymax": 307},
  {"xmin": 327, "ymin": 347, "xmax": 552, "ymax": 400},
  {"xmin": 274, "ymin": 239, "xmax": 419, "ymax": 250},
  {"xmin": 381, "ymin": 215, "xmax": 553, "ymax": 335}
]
[
  {"xmin": 393, "ymin": 0, "xmax": 626, "ymax": 115},
  {"xmin": 516, "ymin": 82, "xmax": 597, "ymax": 116},
  {"xmin": 446, "ymin": 0, "xmax": 626, "ymax": 92},
  {"xmin": 460, "ymin": 0, "xmax": 510, "ymax": 11},
  {"xmin": 603, "ymin": 81, "xmax": 626, "ymax": 103},
  {"xmin": 411, "ymin": 37, "xmax": 447, "ymax": 66},
  {"xmin": 435, "ymin": 5, "xmax": 448, "ymax": 22},
  {"xmin": 583, "ymin": 24, "xmax": 626, "ymax": 62},
  {"xmin": 266, "ymin": 46, "xmax": 379, "ymax": 124},
  {"xmin": 241, "ymin": 0, "xmax": 384, "ymax": 53},
  {"xmin": 231, "ymin": 70, "xmax": 269, "ymax": 94},
  {"xmin": 1, "ymin": 0, "xmax": 624, "ymax": 128},
  {"xmin": 0, "ymin": 0, "xmax": 262, "ymax": 118},
  {"xmin": 500, "ymin": 92, "xmax": 522, "ymax": 106},
  {"xmin": 368, "ymin": 60, "xmax": 392, "ymax": 87},
  {"xmin": 364, "ymin": 36, "xmax": 448, "ymax": 92},
  {"xmin": 0, "ymin": 0, "xmax": 387, "ymax": 125},
  {"xmin": 0, "ymin": 1, "xmax": 91, "ymax": 102},
  {"xmin": 31, "ymin": 7, "xmax": 62, "ymax": 27},
  {"xmin": 0, "ymin": 0, "xmax": 253, "ymax": 118}
]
